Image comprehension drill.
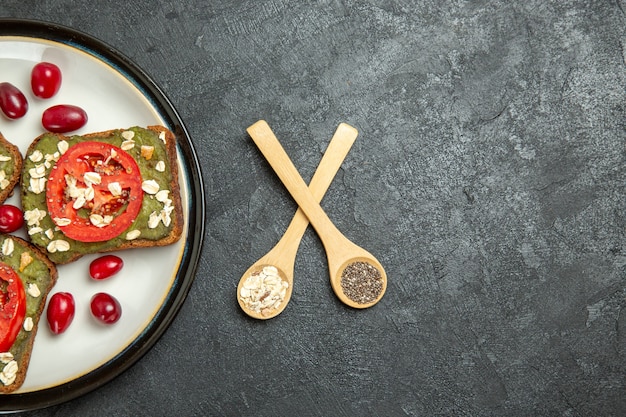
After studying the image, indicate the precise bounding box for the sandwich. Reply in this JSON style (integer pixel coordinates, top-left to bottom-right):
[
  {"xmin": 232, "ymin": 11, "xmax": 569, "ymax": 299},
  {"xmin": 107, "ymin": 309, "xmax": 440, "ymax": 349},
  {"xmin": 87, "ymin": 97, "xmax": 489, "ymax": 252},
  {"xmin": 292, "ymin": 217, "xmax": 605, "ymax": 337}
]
[
  {"xmin": 0, "ymin": 235, "xmax": 58, "ymax": 393},
  {"xmin": 0, "ymin": 132, "xmax": 23, "ymax": 204},
  {"xmin": 20, "ymin": 125, "xmax": 183, "ymax": 264}
]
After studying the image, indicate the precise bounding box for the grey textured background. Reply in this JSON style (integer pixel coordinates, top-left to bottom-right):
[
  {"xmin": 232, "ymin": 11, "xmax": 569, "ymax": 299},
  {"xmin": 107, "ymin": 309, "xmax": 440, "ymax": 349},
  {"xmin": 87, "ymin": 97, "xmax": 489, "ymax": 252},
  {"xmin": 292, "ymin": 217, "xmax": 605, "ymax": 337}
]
[{"xmin": 2, "ymin": 0, "xmax": 626, "ymax": 415}]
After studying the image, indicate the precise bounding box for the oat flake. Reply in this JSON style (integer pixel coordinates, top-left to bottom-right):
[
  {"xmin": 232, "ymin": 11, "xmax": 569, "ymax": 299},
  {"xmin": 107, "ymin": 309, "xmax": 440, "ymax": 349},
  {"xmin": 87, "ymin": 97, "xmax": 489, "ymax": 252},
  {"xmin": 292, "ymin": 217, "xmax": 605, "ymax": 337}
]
[
  {"xmin": 23, "ymin": 317, "xmax": 33, "ymax": 332},
  {"xmin": 239, "ymin": 265, "xmax": 289, "ymax": 316}
]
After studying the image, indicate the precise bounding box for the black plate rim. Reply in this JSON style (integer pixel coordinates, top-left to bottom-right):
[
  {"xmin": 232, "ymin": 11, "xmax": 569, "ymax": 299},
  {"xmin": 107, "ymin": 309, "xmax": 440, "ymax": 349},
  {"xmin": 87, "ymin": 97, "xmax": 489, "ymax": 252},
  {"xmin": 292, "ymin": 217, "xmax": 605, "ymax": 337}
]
[{"xmin": 0, "ymin": 18, "xmax": 205, "ymax": 412}]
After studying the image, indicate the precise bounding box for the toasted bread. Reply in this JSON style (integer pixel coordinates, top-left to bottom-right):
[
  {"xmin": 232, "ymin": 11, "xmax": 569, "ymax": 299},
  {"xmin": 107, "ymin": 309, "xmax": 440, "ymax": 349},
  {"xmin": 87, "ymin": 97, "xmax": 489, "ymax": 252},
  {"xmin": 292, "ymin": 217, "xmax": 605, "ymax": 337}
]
[
  {"xmin": 0, "ymin": 235, "xmax": 58, "ymax": 394},
  {"xmin": 0, "ymin": 132, "xmax": 23, "ymax": 204},
  {"xmin": 20, "ymin": 125, "xmax": 183, "ymax": 264}
]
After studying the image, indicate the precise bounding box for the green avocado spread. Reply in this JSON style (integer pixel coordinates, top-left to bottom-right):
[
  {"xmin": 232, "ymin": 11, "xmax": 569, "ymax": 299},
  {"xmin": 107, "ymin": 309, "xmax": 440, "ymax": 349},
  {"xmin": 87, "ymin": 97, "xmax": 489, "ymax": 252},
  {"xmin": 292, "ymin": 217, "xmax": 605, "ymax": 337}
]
[
  {"xmin": 20, "ymin": 126, "xmax": 178, "ymax": 264},
  {"xmin": 0, "ymin": 142, "xmax": 16, "ymax": 189},
  {"xmin": 0, "ymin": 148, "xmax": 17, "ymax": 179}
]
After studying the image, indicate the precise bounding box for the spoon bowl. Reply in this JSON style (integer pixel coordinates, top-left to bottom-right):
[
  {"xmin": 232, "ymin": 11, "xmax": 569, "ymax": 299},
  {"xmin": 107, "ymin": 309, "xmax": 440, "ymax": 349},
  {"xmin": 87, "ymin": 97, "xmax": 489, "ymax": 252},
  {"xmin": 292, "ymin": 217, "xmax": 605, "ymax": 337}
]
[
  {"xmin": 247, "ymin": 120, "xmax": 387, "ymax": 309},
  {"xmin": 328, "ymin": 245, "xmax": 387, "ymax": 309},
  {"xmin": 237, "ymin": 123, "xmax": 358, "ymax": 319}
]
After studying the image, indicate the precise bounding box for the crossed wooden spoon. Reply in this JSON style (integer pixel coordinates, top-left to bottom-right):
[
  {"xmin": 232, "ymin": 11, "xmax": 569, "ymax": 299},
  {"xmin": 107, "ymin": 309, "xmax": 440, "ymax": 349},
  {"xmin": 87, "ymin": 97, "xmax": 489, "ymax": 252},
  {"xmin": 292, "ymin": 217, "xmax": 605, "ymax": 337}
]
[{"xmin": 237, "ymin": 121, "xmax": 387, "ymax": 319}]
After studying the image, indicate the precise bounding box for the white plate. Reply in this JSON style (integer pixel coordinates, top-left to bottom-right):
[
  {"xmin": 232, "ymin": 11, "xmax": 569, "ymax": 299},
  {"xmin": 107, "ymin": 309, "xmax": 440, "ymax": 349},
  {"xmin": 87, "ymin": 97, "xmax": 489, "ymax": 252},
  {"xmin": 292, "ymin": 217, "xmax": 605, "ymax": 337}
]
[{"xmin": 0, "ymin": 19, "xmax": 204, "ymax": 411}]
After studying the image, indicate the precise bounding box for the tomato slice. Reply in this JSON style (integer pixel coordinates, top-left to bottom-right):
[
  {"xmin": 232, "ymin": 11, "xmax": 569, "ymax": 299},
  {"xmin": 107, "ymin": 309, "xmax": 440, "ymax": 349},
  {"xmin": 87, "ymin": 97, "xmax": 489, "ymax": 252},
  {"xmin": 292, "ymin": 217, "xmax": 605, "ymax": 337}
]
[
  {"xmin": 46, "ymin": 141, "xmax": 143, "ymax": 242},
  {"xmin": 0, "ymin": 263, "xmax": 26, "ymax": 352}
]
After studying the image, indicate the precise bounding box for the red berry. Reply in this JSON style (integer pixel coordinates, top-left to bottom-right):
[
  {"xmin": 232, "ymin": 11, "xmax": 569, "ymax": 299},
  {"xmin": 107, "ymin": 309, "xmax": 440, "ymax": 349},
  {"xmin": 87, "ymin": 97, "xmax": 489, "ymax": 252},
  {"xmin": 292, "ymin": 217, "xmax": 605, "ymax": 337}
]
[
  {"xmin": 42, "ymin": 104, "xmax": 87, "ymax": 133},
  {"xmin": 89, "ymin": 255, "xmax": 124, "ymax": 280},
  {"xmin": 90, "ymin": 293, "xmax": 122, "ymax": 324},
  {"xmin": 0, "ymin": 204, "xmax": 24, "ymax": 233},
  {"xmin": 47, "ymin": 292, "xmax": 75, "ymax": 335},
  {"xmin": 31, "ymin": 62, "xmax": 62, "ymax": 99},
  {"xmin": 0, "ymin": 82, "xmax": 28, "ymax": 119}
]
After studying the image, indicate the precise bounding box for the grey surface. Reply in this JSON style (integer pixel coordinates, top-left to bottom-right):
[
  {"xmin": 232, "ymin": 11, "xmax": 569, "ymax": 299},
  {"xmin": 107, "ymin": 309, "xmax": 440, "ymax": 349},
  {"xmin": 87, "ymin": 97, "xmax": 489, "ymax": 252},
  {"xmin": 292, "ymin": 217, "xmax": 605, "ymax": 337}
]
[{"xmin": 2, "ymin": 0, "xmax": 626, "ymax": 415}]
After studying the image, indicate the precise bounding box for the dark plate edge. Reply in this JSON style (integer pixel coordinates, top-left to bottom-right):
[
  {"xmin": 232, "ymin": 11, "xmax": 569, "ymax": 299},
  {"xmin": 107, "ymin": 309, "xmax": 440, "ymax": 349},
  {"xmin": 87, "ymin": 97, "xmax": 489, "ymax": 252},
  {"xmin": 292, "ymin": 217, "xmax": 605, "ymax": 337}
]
[{"xmin": 0, "ymin": 18, "xmax": 206, "ymax": 413}]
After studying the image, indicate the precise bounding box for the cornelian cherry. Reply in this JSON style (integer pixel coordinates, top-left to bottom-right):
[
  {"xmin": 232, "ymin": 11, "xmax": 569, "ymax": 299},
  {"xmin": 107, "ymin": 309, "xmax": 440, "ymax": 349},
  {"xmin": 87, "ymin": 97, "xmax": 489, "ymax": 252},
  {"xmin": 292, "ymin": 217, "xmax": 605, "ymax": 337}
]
[
  {"xmin": 47, "ymin": 292, "xmax": 75, "ymax": 335},
  {"xmin": 0, "ymin": 204, "xmax": 24, "ymax": 233},
  {"xmin": 31, "ymin": 62, "xmax": 62, "ymax": 99},
  {"xmin": 90, "ymin": 293, "xmax": 122, "ymax": 324},
  {"xmin": 42, "ymin": 104, "xmax": 87, "ymax": 133},
  {"xmin": 0, "ymin": 82, "xmax": 28, "ymax": 119},
  {"xmin": 89, "ymin": 255, "xmax": 124, "ymax": 280}
]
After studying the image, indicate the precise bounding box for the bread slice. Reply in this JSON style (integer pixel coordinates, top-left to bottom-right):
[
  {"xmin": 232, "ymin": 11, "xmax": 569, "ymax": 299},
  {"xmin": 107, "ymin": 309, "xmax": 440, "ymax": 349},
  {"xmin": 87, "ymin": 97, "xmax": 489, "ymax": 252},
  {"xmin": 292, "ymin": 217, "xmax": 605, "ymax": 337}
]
[
  {"xmin": 0, "ymin": 235, "xmax": 58, "ymax": 394},
  {"xmin": 20, "ymin": 126, "xmax": 184, "ymax": 264},
  {"xmin": 0, "ymin": 132, "xmax": 23, "ymax": 204}
]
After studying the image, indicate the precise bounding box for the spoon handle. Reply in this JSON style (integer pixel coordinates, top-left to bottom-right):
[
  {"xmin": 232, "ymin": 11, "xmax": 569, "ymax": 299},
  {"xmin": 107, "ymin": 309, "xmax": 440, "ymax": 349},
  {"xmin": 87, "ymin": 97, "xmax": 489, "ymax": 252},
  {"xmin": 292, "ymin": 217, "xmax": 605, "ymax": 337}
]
[
  {"xmin": 247, "ymin": 120, "xmax": 350, "ymax": 251},
  {"xmin": 272, "ymin": 123, "xmax": 358, "ymax": 260}
]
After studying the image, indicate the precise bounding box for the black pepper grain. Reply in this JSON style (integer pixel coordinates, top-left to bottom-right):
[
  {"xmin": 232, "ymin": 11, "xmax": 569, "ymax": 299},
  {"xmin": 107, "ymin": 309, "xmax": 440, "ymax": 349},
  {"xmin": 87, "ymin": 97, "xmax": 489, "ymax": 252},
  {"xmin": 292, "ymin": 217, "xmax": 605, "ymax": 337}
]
[{"xmin": 340, "ymin": 261, "xmax": 383, "ymax": 304}]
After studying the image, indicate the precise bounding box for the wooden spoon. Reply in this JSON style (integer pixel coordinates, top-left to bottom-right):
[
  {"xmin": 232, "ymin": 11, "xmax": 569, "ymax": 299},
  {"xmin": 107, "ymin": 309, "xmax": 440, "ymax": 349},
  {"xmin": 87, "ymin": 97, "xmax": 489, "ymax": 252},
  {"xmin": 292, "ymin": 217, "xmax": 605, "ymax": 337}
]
[
  {"xmin": 247, "ymin": 120, "xmax": 387, "ymax": 309},
  {"xmin": 237, "ymin": 122, "xmax": 358, "ymax": 319}
]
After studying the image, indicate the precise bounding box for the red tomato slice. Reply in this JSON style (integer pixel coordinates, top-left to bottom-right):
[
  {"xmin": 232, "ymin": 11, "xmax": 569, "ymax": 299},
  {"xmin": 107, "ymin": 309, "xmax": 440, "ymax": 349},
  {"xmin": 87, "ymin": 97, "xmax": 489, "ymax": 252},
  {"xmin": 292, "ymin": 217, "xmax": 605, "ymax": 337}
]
[
  {"xmin": 0, "ymin": 263, "xmax": 26, "ymax": 352},
  {"xmin": 46, "ymin": 141, "xmax": 143, "ymax": 242}
]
